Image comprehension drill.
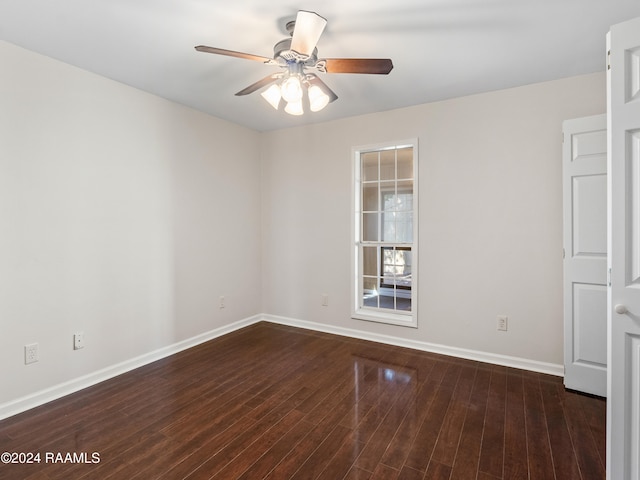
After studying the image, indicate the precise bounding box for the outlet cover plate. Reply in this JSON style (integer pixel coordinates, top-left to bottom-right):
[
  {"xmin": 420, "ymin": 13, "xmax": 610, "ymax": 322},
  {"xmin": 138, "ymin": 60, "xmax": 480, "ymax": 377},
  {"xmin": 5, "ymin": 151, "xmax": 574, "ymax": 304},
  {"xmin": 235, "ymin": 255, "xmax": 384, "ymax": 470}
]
[{"xmin": 25, "ymin": 343, "xmax": 39, "ymax": 364}]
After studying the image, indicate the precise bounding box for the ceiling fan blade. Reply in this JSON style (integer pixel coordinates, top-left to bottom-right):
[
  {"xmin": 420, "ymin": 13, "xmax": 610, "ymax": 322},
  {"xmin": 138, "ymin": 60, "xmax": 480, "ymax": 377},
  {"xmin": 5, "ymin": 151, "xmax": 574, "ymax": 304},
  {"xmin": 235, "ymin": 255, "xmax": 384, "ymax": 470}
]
[
  {"xmin": 290, "ymin": 10, "xmax": 327, "ymax": 57},
  {"xmin": 306, "ymin": 74, "xmax": 338, "ymax": 103},
  {"xmin": 195, "ymin": 45, "xmax": 272, "ymax": 63},
  {"xmin": 322, "ymin": 58, "xmax": 394, "ymax": 74},
  {"xmin": 235, "ymin": 74, "xmax": 281, "ymax": 96}
]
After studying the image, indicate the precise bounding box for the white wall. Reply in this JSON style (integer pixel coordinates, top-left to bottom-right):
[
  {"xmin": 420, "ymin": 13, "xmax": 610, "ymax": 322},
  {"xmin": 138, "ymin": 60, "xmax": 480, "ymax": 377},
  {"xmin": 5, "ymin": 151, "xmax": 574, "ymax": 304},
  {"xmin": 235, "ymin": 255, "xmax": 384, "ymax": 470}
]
[
  {"xmin": 260, "ymin": 72, "xmax": 606, "ymax": 366},
  {"xmin": 0, "ymin": 41, "xmax": 262, "ymax": 407}
]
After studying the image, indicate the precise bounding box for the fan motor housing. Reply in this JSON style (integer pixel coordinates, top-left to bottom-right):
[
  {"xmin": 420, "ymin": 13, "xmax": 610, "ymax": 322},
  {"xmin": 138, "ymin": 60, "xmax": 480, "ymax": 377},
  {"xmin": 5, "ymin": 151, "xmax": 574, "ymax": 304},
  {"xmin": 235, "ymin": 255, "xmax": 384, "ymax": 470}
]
[{"xmin": 273, "ymin": 38, "xmax": 317, "ymax": 64}]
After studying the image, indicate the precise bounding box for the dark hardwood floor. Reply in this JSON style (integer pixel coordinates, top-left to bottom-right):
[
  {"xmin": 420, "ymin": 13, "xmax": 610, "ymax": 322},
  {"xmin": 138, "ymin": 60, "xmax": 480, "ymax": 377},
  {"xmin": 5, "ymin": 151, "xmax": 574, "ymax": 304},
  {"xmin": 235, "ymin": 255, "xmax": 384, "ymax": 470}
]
[{"xmin": 0, "ymin": 322, "xmax": 606, "ymax": 480}]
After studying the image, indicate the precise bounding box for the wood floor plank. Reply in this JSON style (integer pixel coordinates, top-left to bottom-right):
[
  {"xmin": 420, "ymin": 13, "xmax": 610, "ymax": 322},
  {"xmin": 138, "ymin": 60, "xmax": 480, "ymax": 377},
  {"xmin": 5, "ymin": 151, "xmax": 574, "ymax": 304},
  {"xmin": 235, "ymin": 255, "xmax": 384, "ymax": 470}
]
[
  {"xmin": 289, "ymin": 424, "xmax": 353, "ymax": 480},
  {"xmin": 403, "ymin": 382, "xmax": 455, "ymax": 472},
  {"xmin": 377, "ymin": 361, "xmax": 439, "ymax": 469},
  {"xmin": 448, "ymin": 367, "xmax": 491, "ymax": 478},
  {"xmin": 0, "ymin": 322, "xmax": 607, "ymax": 480},
  {"xmin": 429, "ymin": 363, "xmax": 475, "ymax": 466},
  {"xmin": 477, "ymin": 365, "xmax": 506, "ymax": 478},
  {"xmin": 477, "ymin": 472, "xmax": 501, "ymax": 480},
  {"xmin": 183, "ymin": 397, "xmax": 304, "ymax": 479},
  {"xmin": 347, "ymin": 382, "xmax": 404, "ymax": 447},
  {"xmin": 539, "ymin": 379, "xmax": 583, "ymax": 479},
  {"xmin": 237, "ymin": 419, "xmax": 315, "ymax": 480},
  {"xmin": 397, "ymin": 465, "xmax": 424, "ymax": 480},
  {"xmin": 523, "ymin": 374, "xmax": 556, "ymax": 479},
  {"xmin": 424, "ymin": 460, "xmax": 453, "ymax": 480},
  {"xmin": 353, "ymin": 383, "xmax": 416, "ymax": 472},
  {"xmin": 262, "ymin": 401, "xmax": 359, "ymax": 479},
  {"xmin": 577, "ymin": 392, "xmax": 607, "ymax": 468},
  {"xmin": 369, "ymin": 463, "xmax": 400, "ymax": 480},
  {"xmin": 315, "ymin": 431, "xmax": 366, "ymax": 480},
  {"xmin": 563, "ymin": 389, "xmax": 606, "ymax": 480},
  {"xmin": 344, "ymin": 467, "xmax": 373, "ymax": 480},
  {"xmin": 503, "ymin": 370, "xmax": 529, "ymax": 480},
  {"xmin": 208, "ymin": 409, "xmax": 306, "ymax": 480}
]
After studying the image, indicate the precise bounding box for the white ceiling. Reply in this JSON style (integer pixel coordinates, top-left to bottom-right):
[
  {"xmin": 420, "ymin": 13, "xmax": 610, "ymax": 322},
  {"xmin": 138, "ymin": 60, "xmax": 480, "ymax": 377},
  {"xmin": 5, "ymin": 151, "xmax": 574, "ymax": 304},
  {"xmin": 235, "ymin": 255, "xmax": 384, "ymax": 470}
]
[{"xmin": 1, "ymin": 0, "xmax": 639, "ymax": 132}]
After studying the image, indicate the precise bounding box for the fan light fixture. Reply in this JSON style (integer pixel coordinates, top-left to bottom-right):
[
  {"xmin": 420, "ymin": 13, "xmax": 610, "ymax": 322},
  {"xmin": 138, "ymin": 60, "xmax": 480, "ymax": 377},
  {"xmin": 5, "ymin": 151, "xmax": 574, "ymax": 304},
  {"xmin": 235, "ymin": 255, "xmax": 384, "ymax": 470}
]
[
  {"xmin": 260, "ymin": 72, "xmax": 331, "ymax": 115},
  {"xmin": 195, "ymin": 10, "xmax": 393, "ymax": 117}
]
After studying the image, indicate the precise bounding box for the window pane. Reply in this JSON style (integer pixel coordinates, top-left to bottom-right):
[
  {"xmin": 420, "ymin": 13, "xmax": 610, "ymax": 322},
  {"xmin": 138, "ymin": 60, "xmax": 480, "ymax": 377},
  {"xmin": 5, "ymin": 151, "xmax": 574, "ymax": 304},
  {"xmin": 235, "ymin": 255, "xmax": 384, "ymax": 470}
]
[
  {"xmin": 362, "ymin": 246, "xmax": 377, "ymax": 276},
  {"xmin": 382, "ymin": 212, "xmax": 396, "ymax": 242},
  {"xmin": 377, "ymin": 295, "xmax": 396, "ymax": 310},
  {"xmin": 362, "ymin": 183, "xmax": 379, "ymax": 212},
  {"xmin": 395, "ymin": 212, "xmax": 413, "ymax": 243},
  {"xmin": 397, "ymin": 147, "xmax": 413, "ymax": 179},
  {"xmin": 362, "ymin": 152, "xmax": 378, "ymax": 181},
  {"xmin": 362, "ymin": 212, "xmax": 379, "ymax": 242},
  {"xmin": 380, "ymin": 150, "xmax": 395, "ymax": 181},
  {"xmin": 363, "ymin": 293, "xmax": 378, "ymax": 308},
  {"xmin": 362, "ymin": 277, "xmax": 379, "ymax": 308},
  {"xmin": 397, "ymin": 254, "xmax": 412, "ymax": 288},
  {"xmin": 382, "ymin": 188, "xmax": 398, "ymax": 212},
  {"xmin": 396, "ymin": 181, "xmax": 413, "ymax": 210},
  {"xmin": 397, "ymin": 292, "xmax": 412, "ymax": 311},
  {"xmin": 403, "ymin": 250, "xmax": 413, "ymax": 271},
  {"xmin": 382, "ymin": 248, "xmax": 412, "ymax": 286},
  {"xmin": 363, "ymin": 276, "xmax": 378, "ymax": 292}
]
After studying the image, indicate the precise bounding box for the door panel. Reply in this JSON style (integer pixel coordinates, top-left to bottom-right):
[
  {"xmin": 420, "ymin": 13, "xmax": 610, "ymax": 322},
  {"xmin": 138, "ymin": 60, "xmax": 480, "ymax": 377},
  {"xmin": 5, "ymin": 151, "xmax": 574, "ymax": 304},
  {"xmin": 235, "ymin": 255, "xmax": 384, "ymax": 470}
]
[
  {"xmin": 629, "ymin": 130, "xmax": 640, "ymax": 285},
  {"xmin": 573, "ymin": 174, "xmax": 607, "ymax": 255},
  {"xmin": 573, "ymin": 283, "xmax": 608, "ymax": 366},
  {"xmin": 608, "ymin": 15, "xmax": 640, "ymax": 480},
  {"xmin": 563, "ymin": 114, "xmax": 607, "ymax": 396}
]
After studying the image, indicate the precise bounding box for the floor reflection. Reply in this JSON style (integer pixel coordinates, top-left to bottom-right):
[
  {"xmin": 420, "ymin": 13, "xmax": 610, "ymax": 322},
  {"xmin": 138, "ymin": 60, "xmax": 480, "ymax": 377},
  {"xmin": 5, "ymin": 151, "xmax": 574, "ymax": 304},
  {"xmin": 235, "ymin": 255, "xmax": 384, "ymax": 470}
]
[
  {"xmin": 350, "ymin": 356, "xmax": 419, "ymax": 450},
  {"xmin": 353, "ymin": 356, "xmax": 417, "ymax": 390}
]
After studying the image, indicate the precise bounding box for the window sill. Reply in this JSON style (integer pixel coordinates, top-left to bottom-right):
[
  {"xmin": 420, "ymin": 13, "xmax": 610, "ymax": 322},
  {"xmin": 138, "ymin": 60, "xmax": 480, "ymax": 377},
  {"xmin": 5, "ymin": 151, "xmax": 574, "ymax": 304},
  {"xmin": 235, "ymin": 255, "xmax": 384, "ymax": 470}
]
[{"xmin": 352, "ymin": 308, "xmax": 417, "ymax": 328}]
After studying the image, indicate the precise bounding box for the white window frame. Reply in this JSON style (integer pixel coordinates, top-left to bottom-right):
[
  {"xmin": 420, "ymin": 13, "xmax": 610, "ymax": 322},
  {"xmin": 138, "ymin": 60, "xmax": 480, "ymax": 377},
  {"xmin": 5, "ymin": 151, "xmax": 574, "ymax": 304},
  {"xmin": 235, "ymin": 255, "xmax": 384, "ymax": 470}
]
[{"xmin": 351, "ymin": 139, "xmax": 418, "ymax": 328}]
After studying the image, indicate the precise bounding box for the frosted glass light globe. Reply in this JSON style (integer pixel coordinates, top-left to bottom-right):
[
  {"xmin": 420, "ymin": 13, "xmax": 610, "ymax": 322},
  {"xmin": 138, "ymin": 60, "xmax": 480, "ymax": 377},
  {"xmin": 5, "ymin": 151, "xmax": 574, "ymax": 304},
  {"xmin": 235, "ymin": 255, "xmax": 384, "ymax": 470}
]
[
  {"xmin": 284, "ymin": 100, "xmax": 304, "ymax": 116},
  {"xmin": 280, "ymin": 76, "xmax": 303, "ymax": 103},
  {"xmin": 308, "ymin": 84, "xmax": 329, "ymax": 112},
  {"xmin": 260, "ymin": 84, "xmax": 281, "ymax": 109}
]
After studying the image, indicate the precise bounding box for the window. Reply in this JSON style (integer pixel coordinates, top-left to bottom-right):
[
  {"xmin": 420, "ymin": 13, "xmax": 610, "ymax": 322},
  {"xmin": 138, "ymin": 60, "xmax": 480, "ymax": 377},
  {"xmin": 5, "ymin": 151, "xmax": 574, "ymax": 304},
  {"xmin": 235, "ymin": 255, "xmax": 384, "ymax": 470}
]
[{"xmin": 352, "ymin": 140, "xmax": 418, "ymax": 327}]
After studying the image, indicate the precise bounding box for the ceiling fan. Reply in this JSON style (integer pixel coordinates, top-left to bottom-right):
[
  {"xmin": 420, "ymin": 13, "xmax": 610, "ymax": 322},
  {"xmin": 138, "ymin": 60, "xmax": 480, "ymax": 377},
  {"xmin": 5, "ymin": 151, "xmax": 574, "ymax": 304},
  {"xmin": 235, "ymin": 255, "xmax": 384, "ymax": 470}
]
[{"xmin": 195, "ymin": 10, "xmax": 393, "ymax": 116}]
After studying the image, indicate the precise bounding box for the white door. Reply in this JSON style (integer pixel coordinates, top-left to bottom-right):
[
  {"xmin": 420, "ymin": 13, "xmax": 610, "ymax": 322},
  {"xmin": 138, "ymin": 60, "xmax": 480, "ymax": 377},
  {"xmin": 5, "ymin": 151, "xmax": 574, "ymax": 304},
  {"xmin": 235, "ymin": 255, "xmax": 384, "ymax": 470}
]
[
  {"xmin": 608, "ymin": 15, "xmax": 640, "ymax": 480},
  {"xmin": 563, "ymin": 114, "xmax": 608, "ymax": 397}
]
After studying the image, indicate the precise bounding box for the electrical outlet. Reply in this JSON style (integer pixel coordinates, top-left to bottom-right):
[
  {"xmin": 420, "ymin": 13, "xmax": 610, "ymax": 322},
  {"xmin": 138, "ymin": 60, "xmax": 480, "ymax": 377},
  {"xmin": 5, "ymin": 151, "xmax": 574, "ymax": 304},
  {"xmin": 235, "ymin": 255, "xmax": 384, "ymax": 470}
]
[
  {"xmin": 219, "ymin": 296, "xmax": 225, "ymax": 309},
  {"xmin": 321, "ymin": 294, "xmax": 329, "ymax": 306},
  {"xmin": 25, "ymin": 343, "xmax": 39, "ymax": 364},
  {"xmin": 497, "ymin": 315, "xmax": 508, "ymax": 331},
  {"xmin": 74, "ymin": 332, "xmax": 84, "ymax": 350}
]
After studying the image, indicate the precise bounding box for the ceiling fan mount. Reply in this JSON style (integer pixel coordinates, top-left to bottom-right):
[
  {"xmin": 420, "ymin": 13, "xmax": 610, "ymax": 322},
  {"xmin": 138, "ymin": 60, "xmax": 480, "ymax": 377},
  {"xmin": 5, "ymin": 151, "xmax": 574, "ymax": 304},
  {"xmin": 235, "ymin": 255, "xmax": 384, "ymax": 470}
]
[
  {"xmin": 195, "ymin": 11, "xmax": 393, "ymax": 115},
  {"xmin": 285, "ymin": 20, "xmax": 296, "ymax": 35}
]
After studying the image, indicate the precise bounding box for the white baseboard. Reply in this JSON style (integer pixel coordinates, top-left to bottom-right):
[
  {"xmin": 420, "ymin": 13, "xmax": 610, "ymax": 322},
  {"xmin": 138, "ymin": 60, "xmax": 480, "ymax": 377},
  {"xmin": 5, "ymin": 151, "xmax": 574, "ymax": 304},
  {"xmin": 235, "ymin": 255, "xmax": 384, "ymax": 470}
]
[
  {"xmin": 0, "ymin": 315, "xmax": 262, "ymax": 421},
  {"xmin": 261, "ymin": 314, "xmax": 564, "ymax": 377},
  {"xmin": 1, "ymin": 313, "xmax": 563, "ymax": 421}
]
